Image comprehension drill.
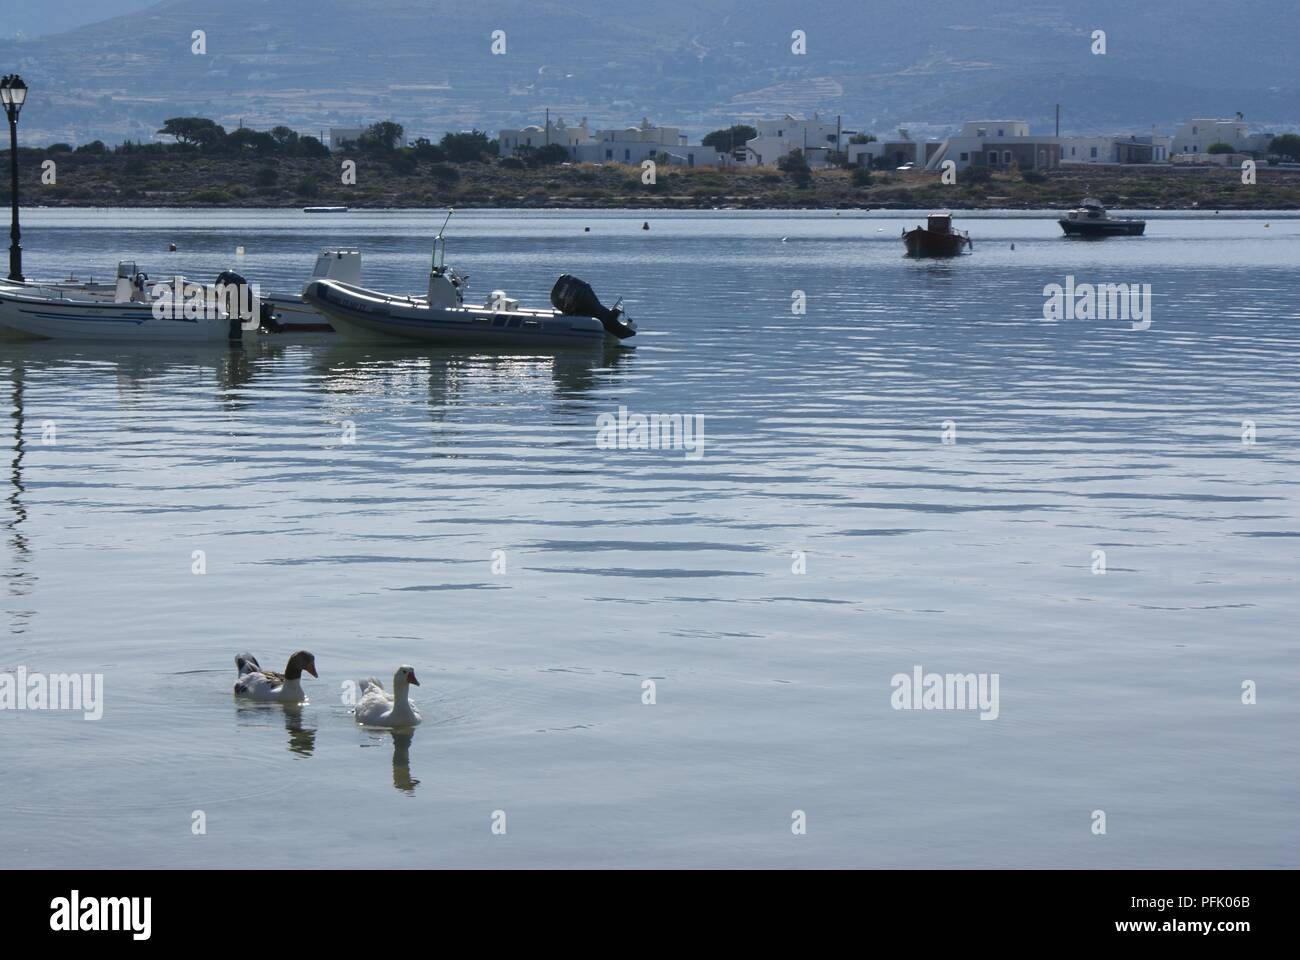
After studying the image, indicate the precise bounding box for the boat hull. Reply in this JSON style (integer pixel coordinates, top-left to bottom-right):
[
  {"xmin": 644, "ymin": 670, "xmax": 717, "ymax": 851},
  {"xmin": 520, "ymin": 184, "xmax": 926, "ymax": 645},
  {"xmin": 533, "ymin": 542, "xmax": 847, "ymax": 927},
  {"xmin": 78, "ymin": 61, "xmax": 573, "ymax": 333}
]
[
  {"xmin": 0, "ymin": 287, "xmax": 240, "ymax": 342},
  {"xmin": 263, "ymin": 293, "xmax": 336, "ymax": 332},
  {"xmin": 302, "ymin": 280, "xmax": 633, "ymax": 349},
  {"xmin": 1059, "ymin": 219, "xmax": 1146, "ymax": 237},
  {"xmin": 903, "ymin": 227, "xmax": 969, "ymax": 257}
]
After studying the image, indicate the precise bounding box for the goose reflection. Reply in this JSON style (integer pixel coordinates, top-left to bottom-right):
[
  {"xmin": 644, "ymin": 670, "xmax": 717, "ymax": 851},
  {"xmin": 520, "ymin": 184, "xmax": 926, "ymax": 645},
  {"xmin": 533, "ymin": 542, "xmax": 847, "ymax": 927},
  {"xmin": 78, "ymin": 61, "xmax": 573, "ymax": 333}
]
[
  {"xmin": 361, "ymin": 728, "xmax": 421, "ymax": 794},
  {"xmin": 233, "ymin": 700, "xmax": 317, "ymax": 757},
  {"xmin": 391, "ymin": 730, "xmax": 419, "ymax": 794},
  {"xmin": 281, "ymin": 704, "xmax": 317, "ymax": 757}
]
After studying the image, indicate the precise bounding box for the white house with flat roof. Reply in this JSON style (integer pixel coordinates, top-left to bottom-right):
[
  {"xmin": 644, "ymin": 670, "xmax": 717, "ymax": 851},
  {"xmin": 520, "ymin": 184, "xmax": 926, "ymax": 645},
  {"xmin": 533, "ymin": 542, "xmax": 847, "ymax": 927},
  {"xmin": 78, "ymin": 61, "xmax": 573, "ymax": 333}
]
[
  {"xmin": 1060, "ymin": 133, "xmax": 1171, "ymax": 164},
  {"xmin": 743, "ymin": 112, "xmax": 843, "ymax": 168},
  {"xmin": 1171, "ymin": 117, "xmax": 1272, "ymax": 156},
  {"xmin": 923, "ymin": 120, "xmax": 1060, "ymax": 172},
  {"xmin": 498, "ymin": 116, "xmax": 593, "ymax": 156},
  {"xmin": 572, "ymin": 118, "xmax": 727, "ymax": 167}
]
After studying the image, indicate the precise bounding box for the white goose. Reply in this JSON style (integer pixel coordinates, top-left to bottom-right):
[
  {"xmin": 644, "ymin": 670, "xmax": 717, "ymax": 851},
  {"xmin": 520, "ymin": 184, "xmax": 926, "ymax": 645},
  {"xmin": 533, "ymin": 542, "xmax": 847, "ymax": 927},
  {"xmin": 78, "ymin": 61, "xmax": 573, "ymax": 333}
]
[
  {"xmin": 355, "ymin": 666, "xmax": 422, "ymax": 727},
  {"xmin": 233, "ymin": 651, "xmax": 318, "ymax": 703}
]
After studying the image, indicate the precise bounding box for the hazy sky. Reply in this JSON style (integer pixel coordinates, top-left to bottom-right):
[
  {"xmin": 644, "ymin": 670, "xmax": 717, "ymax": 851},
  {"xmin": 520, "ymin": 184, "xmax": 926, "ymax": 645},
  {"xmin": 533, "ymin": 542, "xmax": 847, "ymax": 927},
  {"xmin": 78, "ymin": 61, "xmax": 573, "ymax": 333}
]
[{"xmin": 3, "ymin": 0, "xmax": 157, "ymax": 38}]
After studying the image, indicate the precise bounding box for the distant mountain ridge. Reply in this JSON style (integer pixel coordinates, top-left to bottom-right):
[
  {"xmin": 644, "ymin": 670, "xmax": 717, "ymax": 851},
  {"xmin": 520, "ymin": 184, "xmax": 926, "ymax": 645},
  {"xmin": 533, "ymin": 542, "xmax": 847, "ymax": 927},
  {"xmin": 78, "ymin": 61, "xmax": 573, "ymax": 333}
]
[{"xmin": 3, "ymin": 0, "xmax": 1297, "ymax": 144}]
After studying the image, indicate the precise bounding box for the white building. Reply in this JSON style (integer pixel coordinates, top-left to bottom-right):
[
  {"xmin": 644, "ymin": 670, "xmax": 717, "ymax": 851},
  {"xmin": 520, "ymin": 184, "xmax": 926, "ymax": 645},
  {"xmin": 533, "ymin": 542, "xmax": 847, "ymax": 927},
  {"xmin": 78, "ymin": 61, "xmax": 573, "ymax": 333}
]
[
  {"xmin": 848, "ymin": 129, "xmax": 943, "ymax": 168},
  {"xmin": 1059, "ymin": 133, "xmax": 1171, "ymax": 164},
  {"xmin": 573, "ymin": 117, "xmax": 727, "ymax": 167},
  {"xmin": 743, "ymin": 112, "xmax": 843, "ymax": 168},
  {"xmin": 498, "ymin": 116, "xmax": 593, "ymax": 156},
  {"xmin": 497, "ymin": 116, "xmax": 725, "ymax": 167},
  {"xmin": 1171, "ymin": 117, "xmax": 1272, "ymax": 156},
  {"xmin": 923, "ymin": 121, "xmax": 1060, "ymax": 172}
]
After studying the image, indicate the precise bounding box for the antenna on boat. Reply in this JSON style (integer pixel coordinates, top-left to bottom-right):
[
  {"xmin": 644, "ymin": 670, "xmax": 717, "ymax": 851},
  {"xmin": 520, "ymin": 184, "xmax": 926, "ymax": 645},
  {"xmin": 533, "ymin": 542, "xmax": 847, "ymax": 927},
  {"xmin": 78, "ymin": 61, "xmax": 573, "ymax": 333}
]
[{"xmin": 433, "ymin": 209, "xmax": 454, "ymax": 270}]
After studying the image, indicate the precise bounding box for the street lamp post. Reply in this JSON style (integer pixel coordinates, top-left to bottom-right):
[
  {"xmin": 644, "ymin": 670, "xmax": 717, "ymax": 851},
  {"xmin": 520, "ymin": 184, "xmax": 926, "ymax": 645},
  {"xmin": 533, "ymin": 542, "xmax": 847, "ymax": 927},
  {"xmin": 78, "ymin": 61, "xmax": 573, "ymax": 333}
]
[{"xmin": 1, "ymin": 74, "xmax": 28, "ymax": 282}]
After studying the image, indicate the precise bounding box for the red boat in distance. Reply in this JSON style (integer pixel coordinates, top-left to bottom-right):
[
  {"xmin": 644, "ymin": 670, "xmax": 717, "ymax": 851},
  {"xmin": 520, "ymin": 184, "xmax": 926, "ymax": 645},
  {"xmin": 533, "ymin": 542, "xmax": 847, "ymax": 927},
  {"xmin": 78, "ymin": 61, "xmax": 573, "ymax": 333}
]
[{"xmin": 902, "ymin": 212, "xmax": 972, "ymax": 257}]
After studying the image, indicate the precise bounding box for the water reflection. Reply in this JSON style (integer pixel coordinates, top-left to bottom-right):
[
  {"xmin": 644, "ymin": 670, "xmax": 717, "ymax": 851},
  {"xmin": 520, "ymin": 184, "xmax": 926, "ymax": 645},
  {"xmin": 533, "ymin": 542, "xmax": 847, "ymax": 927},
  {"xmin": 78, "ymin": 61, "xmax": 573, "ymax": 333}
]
[
  {"xmin": 390, "ymin": 730, "xmax": 419, "ymax": 794},
  {"xmin": 233, "ymin": 701, "xmax": 317, "ymax": 758},
  {"xmin": 5, "ymin": 363, "xmax": 33, "ymax": 635},
  {"xmin": 359, "ymin": 729, "xmax": 420, "ymax": 795},
  {"xmin": 3, "ymin": 339, "xmax": 273, "ymax": 394},
  {"xmin": 312, "ymin": 342, "xmax": 632, "ymax": 402},
  {"xmin": 1, "ymin": 338, "xmax": 631, "ymax": 410},
  {"xmin": 281, "ymin": 704, "xmax": 318, "ymax": 757}
]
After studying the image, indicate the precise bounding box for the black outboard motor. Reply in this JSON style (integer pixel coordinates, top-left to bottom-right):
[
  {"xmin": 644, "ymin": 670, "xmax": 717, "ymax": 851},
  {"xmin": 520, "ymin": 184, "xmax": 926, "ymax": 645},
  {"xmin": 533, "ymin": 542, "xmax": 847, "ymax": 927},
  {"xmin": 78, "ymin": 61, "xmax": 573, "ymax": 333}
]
[
  {"xmin": 550, "ymin": 274, "xmax": 634, "ymax": 339},
  {"xmin": 215, "ymin": 270, "xmax": 254, "ymax": 340}
]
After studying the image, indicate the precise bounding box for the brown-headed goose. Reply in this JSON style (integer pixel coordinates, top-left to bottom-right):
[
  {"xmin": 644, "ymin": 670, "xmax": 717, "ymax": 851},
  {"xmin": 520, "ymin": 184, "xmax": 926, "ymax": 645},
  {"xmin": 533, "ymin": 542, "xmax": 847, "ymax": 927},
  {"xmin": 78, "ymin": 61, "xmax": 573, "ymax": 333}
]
[
  {"xmin": 354, "ymin": 666, "xmax": 422, "ymax": 727},
  {"xmin": 233, "ymin": 651, "xmax": 318, "ymax": 703}
]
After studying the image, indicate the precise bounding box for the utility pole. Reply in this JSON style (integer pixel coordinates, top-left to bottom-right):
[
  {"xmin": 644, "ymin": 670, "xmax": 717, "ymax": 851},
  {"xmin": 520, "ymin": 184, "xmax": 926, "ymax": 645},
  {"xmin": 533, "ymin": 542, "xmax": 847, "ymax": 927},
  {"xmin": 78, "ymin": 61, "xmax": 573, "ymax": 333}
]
[
  {"xmin": 545, "ymin": 108, "xmax": 549, "ymax": 147},
  {"xmin": 1055, "ymin": 104, "xmax": 1060, "ymax": 137}
]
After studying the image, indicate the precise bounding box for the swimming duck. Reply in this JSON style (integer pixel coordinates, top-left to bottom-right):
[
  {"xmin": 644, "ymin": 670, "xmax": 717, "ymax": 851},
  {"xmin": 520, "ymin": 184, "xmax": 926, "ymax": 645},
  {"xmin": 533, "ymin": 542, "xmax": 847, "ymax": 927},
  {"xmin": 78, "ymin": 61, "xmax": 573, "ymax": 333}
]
[
  {"xmin": 233, "ymin": 651, "xmax": 318, "ymax": 703},
  {"xmin": 354, "ymin": 666, "xmax": 422, "ymax": 728}
]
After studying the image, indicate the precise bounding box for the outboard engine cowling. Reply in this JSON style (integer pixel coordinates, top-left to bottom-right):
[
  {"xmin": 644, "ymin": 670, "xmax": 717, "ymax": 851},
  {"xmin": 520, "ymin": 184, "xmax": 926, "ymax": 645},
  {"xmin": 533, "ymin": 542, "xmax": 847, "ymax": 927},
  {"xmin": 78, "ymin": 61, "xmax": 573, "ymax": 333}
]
[
  {"xmin": 215, "ymin": 270, "xmax": 254, "ymax": 339},
  {"xmin": 550, "ymin": 274, "xmax": 634, "ymax": 339}
]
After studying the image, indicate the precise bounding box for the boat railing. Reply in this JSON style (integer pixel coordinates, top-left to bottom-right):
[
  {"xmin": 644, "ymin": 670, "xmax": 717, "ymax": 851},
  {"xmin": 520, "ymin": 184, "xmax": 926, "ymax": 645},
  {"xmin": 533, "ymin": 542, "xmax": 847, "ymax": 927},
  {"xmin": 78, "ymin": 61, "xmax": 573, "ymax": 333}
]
[{"xmin": 8, "ymin": 282, "xmax": 95, "ymax": 303}]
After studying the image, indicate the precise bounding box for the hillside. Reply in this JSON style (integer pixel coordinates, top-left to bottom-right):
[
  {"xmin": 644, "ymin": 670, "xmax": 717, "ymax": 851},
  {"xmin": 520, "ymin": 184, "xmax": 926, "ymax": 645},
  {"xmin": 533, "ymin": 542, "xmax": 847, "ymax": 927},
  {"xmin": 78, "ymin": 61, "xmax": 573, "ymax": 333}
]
[
  {"xmin": 2, "ymin": 0, "xmax": 1297, "ymax": 144},
  {"xmin": 7, "ymin": 147, "xmax": 1299, "ymax": 211}
]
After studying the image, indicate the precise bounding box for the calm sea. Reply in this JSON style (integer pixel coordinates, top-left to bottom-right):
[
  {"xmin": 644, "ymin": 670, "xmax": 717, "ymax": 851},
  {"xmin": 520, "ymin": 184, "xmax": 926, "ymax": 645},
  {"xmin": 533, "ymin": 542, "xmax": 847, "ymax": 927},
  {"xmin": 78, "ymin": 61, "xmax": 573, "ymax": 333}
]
[{"xmin": 2, "ymin": 208, "xmax": 1297, "ymax": 868}]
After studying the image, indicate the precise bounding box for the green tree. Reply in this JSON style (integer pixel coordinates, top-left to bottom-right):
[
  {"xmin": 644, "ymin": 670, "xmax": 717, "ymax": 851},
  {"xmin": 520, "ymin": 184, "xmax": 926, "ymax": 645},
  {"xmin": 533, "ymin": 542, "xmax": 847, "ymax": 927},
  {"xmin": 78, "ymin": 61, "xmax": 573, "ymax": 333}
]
[
  {"xmin": 1268, "ymin": 133, "xmax": 1300, "ymax": 161},
  {"xmin": 269, "ymin": 126, "xmax": 300, "ymax": 150},
  {"xmin": 848, "ymin": 133, "xmax": 876, "ymax": 145},
  {"xmin": 412, "ymin": 137, "xmax": 446, "ymax": 162},
  {"xmin": 528, "ymin": 143, "xmax": 570, "ymax": 167},
  {"xmin": 298, "ymin": 135, "xmax": 329, "ymax": 158},
  {"xmin": 158, "ymin": 117, "xmax": 226, "ymax": 148},
  {"xmin": 702, "ymin": 124, "xmax": 757, "ymax": 153},
  {"xmin": 359, "ymin": 120, "xmax": 405, "ymax": 152},
  {"xmin": 779, "ymin": 148, "xmax": 813, "ymax": 187},
  {"xmin": 226, "ymin": 128, "xmax": 278, "ymax": 154},
  {"xmin": 439, "ymin": 130, "xmax": 495, "ymax": 163},
  {"xmin": 1206, "ymin": 141, "xmax": 1234, "ymax": 154}
]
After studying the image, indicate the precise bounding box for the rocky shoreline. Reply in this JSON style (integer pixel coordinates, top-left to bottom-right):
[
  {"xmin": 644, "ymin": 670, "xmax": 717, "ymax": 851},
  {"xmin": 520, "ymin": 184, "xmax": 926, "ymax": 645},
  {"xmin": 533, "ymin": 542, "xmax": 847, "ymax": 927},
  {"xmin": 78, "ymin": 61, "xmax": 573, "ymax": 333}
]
[{"xmin": 7, "ymin": 150, "xmax": 1299, "ymax": 211}]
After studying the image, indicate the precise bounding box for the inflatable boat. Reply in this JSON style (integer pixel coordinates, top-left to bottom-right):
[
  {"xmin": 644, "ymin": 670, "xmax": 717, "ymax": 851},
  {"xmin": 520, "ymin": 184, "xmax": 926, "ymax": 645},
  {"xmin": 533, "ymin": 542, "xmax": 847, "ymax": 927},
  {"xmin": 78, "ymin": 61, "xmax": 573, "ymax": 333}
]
[{"xmin": 301, "ymin": 225, "xmax": 636, "ymax": 349}]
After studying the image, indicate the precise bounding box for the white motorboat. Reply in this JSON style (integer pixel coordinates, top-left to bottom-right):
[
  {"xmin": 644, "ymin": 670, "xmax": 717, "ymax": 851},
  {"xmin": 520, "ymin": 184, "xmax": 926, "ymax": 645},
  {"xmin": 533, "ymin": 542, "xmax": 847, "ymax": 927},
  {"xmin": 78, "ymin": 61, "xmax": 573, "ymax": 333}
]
[
  {"xmin": 0, "ymin": 261, "xmax": 260, "ymax": 342},
  {"xmin": 262, "ymin": 249, "xmax": 361, "ymax": 332},
  {"xmin": 301, "ymin": 219, "xmax": 636, "ymax": 349},
  {"xmin": 1059, "ymin": 198, "xmax": 1146, "ymax": 237}
]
